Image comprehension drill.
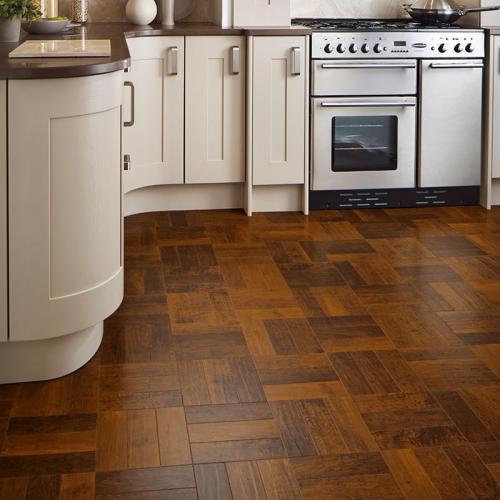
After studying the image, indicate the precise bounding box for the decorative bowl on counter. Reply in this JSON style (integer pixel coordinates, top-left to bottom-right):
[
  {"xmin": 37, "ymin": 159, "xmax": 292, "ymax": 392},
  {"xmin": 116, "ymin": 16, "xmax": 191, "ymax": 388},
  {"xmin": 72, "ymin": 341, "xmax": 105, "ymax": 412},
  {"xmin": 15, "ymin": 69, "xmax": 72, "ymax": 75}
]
[{"xmin": 24, "ymin": 17, "xmax": 70, "ymax": 34}]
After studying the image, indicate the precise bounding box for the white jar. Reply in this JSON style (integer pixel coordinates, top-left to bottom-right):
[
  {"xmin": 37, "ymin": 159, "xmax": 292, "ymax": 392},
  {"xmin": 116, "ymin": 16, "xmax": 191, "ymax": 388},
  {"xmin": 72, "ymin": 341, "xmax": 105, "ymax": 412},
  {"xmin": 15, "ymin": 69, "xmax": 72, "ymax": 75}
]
[
  {"xmin": 161, "ymin": 0, "xmax": 175, "ymax": 26},
  {"xmin": 126, "ymin": 0, "xmax": 157, "ymax": 25}
]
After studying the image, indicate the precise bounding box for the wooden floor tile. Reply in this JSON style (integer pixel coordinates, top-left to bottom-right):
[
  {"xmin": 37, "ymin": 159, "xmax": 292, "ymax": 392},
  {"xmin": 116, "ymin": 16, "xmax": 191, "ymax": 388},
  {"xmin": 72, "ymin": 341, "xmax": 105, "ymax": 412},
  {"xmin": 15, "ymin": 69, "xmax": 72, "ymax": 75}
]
[
  {"xmin": 434, "ymin": 390, "xmax": 496, "ymax": 442},
  {"xmin": 459, "ymin": 387, "xmax": 500, "ymax": 439},
  {"xmin": 95, "ymin": 466, "xmax": 195, "ymax": 497},
  {"xmin": 291, "ymin": 451, "xmax": 389, "ymax": 481},
  {"xmin": 254, "ymin": 355, "xmax": 338, "ymax": 392},
  {"xmin": 406, "ymin": 357, "xmax": 498, "ymax": 391},
  {"xmin": 263, "ymin": 381, "xmax": 347, "ymax": 402},
  {"xmin": 413, "ymin": 447, "xmax": 476, "ymax": 499},
  {"xmin": 324, "ymin": 397, "xmax": 378, "ymax": 453},
  {"xmin": 59, "ymin": 472, "xmax": 95, "ymax": 500},
  {"xmin": 356, "ymin": 392, "xmax": 464, "ymax": 449},
  {"xmin": 257, "ymin": 458, "xmax": 302, "ymax": 500},
  {"xmin": 298, "ymin": 474, "xmax": 403, "ymax": 500},
  {"xmin": 0, "ymin": 452, "xmax": 95, "ymax": 478},
  {"xmin": 308, "ymin": 315, "xmax": 393, "ymax": 352},
  {"xmin": 194, "ymin": 463, "xmax": 232, "ymax": 500},
  {"xmin": 271, "ymin": 399, "xmax": 346, "ymax": 458},
  {"xmin": 383, "ymin": 449, "xmax": 442, "ymax": 499},
  {"xmin": 329, "ymin": 351, "xmax": 400, "ymax": 395},
  {"xmin": 188, "ymin": 419, "xmax": 280, "ymax": 443},
  {"xmin": 263, "ymin": 318, "xmax": 322, "ymax": 355},
  {"xmin": 444, "ymin": 444, "xmax": 499, "ymax": 499},
  {"xmin": 2, "ymin": 414, "xmax": 97, "ymax": 458},
  {"xmin": 126, "ymin": 409, "xmax": 160, "ymax": 469},
  {"xmin": 190, "ymin": 438, "xmax": 286, "ymax": 464},
  {"xmin": 95, "ymin": 411, "xmax": 127, "ymax": 472},
  {"xmin": 185, "ymin": 402, "xmax": 272, "ymax": 424},
  {"xmin": 157, "ymin": 407, "xmax": 191, "ymax": 466},
  {"xmin": 0, "ymin": 477, "xmax": 28, "ymax": 500},
  {"xmin": 226, "ymin": 461, "xmax": 267, "ymax": 500},
  {"xmin": 25, "ymin": 474, "xmax": 61, "ymax": 500}
]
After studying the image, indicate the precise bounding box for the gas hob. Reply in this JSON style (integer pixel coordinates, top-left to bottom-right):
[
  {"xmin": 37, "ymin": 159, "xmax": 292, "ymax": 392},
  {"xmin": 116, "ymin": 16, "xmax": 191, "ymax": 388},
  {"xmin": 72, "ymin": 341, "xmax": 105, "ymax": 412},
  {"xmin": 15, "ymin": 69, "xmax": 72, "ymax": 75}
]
[
  {"xmin": 293, "ymin": 18, "xmax": 485, "ymax": 59},
  {"xmin": 293, "ymin": 18, "xmax": 466, "ymax": 31}
]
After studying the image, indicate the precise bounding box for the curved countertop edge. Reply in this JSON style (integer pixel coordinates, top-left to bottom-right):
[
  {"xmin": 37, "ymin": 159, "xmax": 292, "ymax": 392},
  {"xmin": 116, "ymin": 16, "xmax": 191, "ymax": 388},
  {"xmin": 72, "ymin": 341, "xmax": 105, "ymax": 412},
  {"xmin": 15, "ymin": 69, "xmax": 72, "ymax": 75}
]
[{"xmin": 0, "ymin": 22, "xmax": 311, "ymax": 80}]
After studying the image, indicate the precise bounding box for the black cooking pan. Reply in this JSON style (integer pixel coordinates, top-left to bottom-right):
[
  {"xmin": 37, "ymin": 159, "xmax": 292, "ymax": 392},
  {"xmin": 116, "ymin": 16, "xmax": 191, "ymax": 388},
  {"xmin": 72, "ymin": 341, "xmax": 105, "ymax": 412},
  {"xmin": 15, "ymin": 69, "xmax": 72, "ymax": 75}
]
[{"xmin": 404, "ymin": 0, "xmax": 500, "ymax": 24}]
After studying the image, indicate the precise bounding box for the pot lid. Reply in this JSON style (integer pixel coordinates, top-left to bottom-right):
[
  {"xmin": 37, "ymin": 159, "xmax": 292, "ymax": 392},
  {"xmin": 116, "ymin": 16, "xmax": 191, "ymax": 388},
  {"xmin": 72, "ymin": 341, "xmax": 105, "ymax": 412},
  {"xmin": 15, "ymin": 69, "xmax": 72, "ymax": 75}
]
[{"xmin": 409, "ymin": 0, "xmax": 461, "ymax": 11}]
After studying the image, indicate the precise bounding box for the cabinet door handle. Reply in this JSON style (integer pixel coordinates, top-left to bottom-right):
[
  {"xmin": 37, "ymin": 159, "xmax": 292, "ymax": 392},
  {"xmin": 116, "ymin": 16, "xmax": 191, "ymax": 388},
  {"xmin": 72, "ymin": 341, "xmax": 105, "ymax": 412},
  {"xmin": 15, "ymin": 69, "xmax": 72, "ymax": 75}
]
[
  {"xmin": 231, "ymin": 46, "xmax": 240, "ymax": 75},
  {"xmin": 291, "ymin": 47, "xmax": 301, "ymax": 76},
  {"xmin": 123, "ymin": 81, "xmax": 135, "ymax": 127},
  {"xmin": 168, "ymin": 46, "xmax": 178, "ymax": 75}
]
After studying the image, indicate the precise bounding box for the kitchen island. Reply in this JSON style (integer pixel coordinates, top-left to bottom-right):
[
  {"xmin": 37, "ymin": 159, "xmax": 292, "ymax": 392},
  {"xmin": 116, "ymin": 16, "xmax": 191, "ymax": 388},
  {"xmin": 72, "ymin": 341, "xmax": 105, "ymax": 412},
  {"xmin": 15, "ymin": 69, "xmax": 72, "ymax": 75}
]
[{"xmin": 0, "ymin": 22, "xmax": 310, "ymax": 383}]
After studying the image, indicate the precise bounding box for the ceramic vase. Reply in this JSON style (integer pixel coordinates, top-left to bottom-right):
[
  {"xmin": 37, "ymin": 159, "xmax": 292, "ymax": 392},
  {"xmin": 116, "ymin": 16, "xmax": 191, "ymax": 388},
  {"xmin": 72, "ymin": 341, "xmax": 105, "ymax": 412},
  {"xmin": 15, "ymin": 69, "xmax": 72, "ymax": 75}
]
[
  {"xmin": 126, "ymin": 0, "xmax": 157, "ymax": 25},
  {"xmin": 0, "ymin": 17, "xmax": 21, "ymax": 42},
  {"xmin": 161, "ymin": 0, "xmax": 175, "ymax": 26}
]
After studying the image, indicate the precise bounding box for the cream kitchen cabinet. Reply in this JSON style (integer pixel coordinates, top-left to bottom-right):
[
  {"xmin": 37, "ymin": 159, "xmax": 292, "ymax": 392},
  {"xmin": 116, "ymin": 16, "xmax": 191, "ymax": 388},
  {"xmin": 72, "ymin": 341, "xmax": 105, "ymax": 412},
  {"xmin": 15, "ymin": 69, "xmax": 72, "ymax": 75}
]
[
  {"xmin": 0, "ymin": 81, "xmax": 6, "ymax": 343},
  {"xmin": 8, "ymin": 72, "xmax": 124, "ymax": 345},
  {"xmin": 251, "ymin": 36, "xmax": 308, "ymax": 186},
  {"xmin": 123, "ymin": 37, "xmax": 185, "ymax": 192},
  {"xmin": 185, "ymin": 36, "xmax": 246, "ymax": 184},
  {"xmin": 483, "ymin": 34, "xmax": 500, "ymax": 207}
]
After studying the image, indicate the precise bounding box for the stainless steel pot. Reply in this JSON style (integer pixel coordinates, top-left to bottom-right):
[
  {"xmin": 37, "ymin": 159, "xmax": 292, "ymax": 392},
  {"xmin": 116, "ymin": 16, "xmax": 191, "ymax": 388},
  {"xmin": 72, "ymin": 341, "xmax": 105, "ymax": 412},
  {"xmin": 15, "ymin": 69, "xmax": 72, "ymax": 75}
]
[{"xmin": 404, "ymin": 0, "xmax": 500, "ymax": 24}]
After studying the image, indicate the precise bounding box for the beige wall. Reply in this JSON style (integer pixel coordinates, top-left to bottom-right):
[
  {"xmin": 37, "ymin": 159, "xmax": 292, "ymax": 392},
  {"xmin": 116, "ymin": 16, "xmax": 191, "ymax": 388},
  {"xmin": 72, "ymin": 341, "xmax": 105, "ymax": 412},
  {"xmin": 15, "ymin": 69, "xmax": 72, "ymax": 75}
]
[{"xmin": 58, "ymin": 0, "xmax": 480, "ymax": 25}]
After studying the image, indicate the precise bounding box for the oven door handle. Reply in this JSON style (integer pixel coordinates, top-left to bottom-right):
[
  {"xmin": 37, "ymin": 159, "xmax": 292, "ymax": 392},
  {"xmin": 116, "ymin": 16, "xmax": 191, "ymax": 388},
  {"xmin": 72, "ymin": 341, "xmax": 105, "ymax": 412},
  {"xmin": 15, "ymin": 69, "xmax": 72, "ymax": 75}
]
[
  {"xmin": 321, "ymin": 62, "xmax": 417, "ymax": 69},
  {"xmin": 321, "ymin": 100, "xmax": 416, "ymax": 108},
  {"xmin": 429, "ymin": 62, "xmax": 484, "ymax": 69}
]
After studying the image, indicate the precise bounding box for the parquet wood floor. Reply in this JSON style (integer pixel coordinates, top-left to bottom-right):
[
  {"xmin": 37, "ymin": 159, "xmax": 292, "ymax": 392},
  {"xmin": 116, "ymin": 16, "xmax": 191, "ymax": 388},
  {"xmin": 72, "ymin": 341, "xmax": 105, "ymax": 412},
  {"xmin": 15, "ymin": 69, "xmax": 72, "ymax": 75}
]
[{"xmin": 1, "ymin": 206, "xmax": 500, "ymax": 499}]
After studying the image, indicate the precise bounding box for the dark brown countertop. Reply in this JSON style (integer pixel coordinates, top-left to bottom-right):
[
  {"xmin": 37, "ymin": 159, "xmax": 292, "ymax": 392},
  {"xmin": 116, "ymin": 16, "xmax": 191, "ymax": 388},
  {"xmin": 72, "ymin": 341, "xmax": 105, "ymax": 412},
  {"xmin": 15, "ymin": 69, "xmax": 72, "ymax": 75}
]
[{"xmin": 0, "ymin": 22, "xmax": 311, "ymax": 79}]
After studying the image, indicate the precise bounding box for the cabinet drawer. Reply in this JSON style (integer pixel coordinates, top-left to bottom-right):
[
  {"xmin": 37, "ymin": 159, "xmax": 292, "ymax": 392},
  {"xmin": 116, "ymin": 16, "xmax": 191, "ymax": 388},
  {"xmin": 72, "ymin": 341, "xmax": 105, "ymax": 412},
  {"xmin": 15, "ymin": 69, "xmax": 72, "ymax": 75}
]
[{"xmin": 312, "ymin": 59, "xmax": 417, "ymax": 96}]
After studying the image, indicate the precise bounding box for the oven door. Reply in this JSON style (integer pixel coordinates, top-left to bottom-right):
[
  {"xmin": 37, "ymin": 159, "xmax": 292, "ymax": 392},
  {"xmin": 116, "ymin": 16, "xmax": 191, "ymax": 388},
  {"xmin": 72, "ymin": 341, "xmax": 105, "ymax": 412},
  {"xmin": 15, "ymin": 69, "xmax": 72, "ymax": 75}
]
[{"xmin": 311, "ymin": 96, "xmax": 417, "ymax": 191}]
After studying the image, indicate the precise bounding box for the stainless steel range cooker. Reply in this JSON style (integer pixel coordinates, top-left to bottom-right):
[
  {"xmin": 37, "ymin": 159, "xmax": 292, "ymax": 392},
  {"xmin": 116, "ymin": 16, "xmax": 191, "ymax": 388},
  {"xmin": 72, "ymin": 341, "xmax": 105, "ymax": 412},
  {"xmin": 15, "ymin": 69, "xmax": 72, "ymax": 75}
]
[{"xmin": 293, "ymin": 18, "xmax": 485, "ymax": 209}]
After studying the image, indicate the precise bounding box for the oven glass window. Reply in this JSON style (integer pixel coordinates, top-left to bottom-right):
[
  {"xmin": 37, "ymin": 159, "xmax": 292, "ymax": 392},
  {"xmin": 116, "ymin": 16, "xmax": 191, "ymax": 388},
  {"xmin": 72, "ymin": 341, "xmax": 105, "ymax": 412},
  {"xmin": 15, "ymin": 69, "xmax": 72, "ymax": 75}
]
[{"xmin": 332, "ymin": 116, "xmax": 398, "ymax": 172}]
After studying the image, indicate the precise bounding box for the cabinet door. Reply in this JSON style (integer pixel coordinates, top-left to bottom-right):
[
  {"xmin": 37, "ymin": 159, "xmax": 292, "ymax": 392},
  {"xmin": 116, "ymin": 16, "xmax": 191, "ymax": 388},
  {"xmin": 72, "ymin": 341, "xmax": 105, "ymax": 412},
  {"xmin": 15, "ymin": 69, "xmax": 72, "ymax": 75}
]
[
  {"xmin": 0, "ymin": 81, "xmax": 6, "ymax": 342},
  {"xmin": 252, "ymin": 37, "xmax": 307, "ymax": 186},
  {"xmin": 185, "ymin": 36, "xmax": 246, "ymax": 184},
  {"xmin": 492, "ymin": 37, "xmax": 500, "ymax": 179},
  {"xmin": 420, "ymin": 59, "xmax": 483, "ymax": 187},
  {"xmin": 8, "ymin": 73, "xmax": 124, "ymax": 341},
  {"xmin": 124, "ymin": 37, "xmax": 185, "ymax": 192}
]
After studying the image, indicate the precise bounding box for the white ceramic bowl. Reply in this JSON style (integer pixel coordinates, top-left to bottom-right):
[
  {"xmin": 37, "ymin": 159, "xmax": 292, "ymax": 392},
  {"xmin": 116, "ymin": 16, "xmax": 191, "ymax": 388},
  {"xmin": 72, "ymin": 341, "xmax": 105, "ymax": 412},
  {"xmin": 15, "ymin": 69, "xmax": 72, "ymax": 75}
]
[{"xmin": 25, "ymin": 18, "xmax": 70, "ymax": 34}]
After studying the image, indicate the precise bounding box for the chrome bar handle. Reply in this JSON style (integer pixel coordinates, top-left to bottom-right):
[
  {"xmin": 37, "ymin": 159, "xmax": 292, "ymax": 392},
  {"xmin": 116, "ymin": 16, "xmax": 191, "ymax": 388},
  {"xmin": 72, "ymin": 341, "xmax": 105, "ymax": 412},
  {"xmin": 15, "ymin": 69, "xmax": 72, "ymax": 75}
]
[
  {"xmin": 123, "ymin": 81, "xmax": 135, "ymax": 127},
  {"xmin": 230, "ymin": 46, "xmax": 240, "ymax": 75},
  {"xmin": 321, "ymin": 101, "xmax": 416, "ymax": 108},
  {"xmin": 321, "ymin": 62, "xmax": 417, "ymax": 69},
  {"xmin": 429, "ymin": 62, "xmax": 484, "ymax": 69},
  {"xmin": 168, "ymin": 46, "xmax": 179, "ymax": 75},
  {"xmin": 291, "ymin": 47, "xmax": 301, "ymax": 76}
]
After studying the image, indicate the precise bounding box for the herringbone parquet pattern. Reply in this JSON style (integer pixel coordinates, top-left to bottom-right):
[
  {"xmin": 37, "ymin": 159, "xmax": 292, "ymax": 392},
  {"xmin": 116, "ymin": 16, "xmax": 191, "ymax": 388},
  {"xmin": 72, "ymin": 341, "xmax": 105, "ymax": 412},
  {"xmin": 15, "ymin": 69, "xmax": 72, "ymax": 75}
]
[{"xmin": 1, "ymin": 207, "xmax": 500, "ymax": 499}]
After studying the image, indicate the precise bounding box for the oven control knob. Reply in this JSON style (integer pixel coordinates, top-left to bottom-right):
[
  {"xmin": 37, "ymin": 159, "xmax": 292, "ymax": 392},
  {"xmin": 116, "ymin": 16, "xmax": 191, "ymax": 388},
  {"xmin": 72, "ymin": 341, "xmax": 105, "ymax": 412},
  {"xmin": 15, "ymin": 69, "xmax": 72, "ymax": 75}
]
[
  {"xmin": 361, "ymin": 43, "xmax": 370, "ymax": 53},
  {"xmin": 324, "ymin": 43, "xmax": 334, "ymax": 54},
  {"xmin": 438, "ymin": 43, "xmax": 448, "ymax": 53},
  {"xmin": 455, "ymin": 43, "xmax": 464, "ymax": 53},
  {"xmin": 349, "ymin": 43, "xmax": 358, "ymax": 53},
  {"xmin": 337, "ymin": 43, "xmax": 347, "ymax": 53},
  {"xmin": 374, "ymin": 43, "xmax": 383, "ymax": 54},
  {"xmin": 465, "ymin": 43, "xmax": 475, "ymax": 53}
]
